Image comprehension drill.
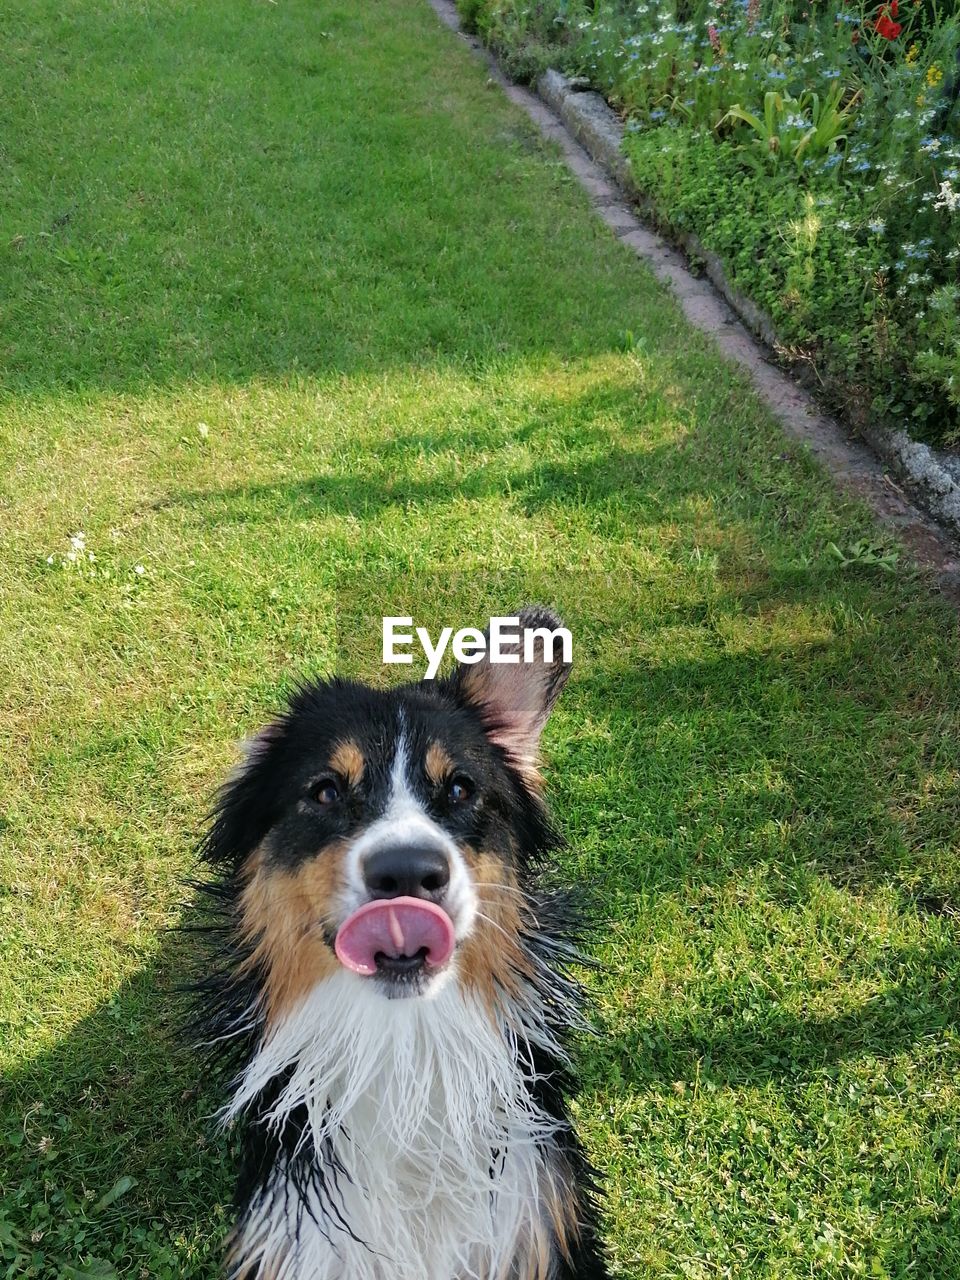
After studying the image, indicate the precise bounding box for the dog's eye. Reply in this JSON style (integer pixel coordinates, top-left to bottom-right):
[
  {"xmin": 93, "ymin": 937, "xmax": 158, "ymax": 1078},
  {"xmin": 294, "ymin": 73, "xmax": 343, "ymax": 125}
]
[
  {"xmin": 447, "ymin": 776, "xmax": 473, "ymax": 805},
  {"xmin": 312, "ymin": 778, "xmax": 340, "ymax": 807}
]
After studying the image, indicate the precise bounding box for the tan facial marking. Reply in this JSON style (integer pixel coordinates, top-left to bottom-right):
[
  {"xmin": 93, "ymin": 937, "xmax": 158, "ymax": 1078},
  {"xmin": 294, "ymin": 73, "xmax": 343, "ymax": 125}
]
[
  {"xmin": 329, "ymin": 739, "xmax": 365, "ymax": 787},
  {"xmin": 238, "ymin": 843, "xmax": 346, "ymax": 1026},
  {"xmin": 457, "ymin": 849, "xmax": 534, "ymax": 1014},
  {"xmin": 425, "ymin": 741, "xmax": 455, "ymax": 786}
]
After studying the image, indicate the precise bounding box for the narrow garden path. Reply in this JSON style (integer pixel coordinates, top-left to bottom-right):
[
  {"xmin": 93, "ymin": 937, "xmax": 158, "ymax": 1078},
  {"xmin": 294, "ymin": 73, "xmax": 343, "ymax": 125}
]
[{"xmin": 2, "ymin": 1, "xmax": 959, "ymax": 1276}]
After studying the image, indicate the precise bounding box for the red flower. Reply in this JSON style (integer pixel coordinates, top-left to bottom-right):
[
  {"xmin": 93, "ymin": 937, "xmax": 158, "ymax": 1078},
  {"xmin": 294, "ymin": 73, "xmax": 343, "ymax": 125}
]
[{"xmin": 875, "ymin": 7, "xmax": 902, "ymax": 38}]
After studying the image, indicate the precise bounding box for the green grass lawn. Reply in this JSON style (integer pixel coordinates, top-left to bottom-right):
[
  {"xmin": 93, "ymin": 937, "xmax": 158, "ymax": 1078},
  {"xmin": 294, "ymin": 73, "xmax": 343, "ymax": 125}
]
[{"xmin": 2, "ymin": 1, "xmax": 960, "ymax": 1276}]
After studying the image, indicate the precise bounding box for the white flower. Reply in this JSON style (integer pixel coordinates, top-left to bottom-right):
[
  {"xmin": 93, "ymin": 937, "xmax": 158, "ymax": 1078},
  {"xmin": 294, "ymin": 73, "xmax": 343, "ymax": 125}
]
[
  {"xmin": 69, "ymin": 532, "xmax": 86, "ymax": 551},
  {"xmin": 836, "ymin": 219, "xmax": 851, "ymax": 231},
  {"xmin": 134, "ymin": 564, "xmax": 145, "ymax": 576},
  {"xmin": 868, "ymin": 219, "xmax": 885, "ymax": 234},
  {"xmin": 197, "ymin": 422, "xmax": 210, "ymax": 440},
  {"xmin": 934, "ymin": 180, "xmax": 960, "ymax": 212},
  {"xmin": 46, "ymin": 554, "xmax": 55, "ymax": 564}
]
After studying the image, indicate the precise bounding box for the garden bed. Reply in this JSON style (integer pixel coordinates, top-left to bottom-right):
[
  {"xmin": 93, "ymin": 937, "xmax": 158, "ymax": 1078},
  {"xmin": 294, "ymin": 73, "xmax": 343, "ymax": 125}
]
[{"xmin": 458, "ymin": 0, "xmax": 960, "ymax": 453}]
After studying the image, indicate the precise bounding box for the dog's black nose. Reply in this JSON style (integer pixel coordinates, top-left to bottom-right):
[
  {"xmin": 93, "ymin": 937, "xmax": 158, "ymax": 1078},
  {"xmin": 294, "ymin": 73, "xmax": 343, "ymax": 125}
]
[{"xmin": 363, "ymin": 843, "xmax": 451, "ymax": 902}]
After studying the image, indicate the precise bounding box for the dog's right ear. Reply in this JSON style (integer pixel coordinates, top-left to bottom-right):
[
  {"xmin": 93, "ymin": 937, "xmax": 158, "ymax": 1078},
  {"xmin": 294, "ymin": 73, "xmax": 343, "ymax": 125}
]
[
  {"xmin": 451, "ymin": 605, "xmax": 571, "ymax": 787},
  {"xmin": 200, "ymin": 718, "xmax": 287, "ymax": 865}
]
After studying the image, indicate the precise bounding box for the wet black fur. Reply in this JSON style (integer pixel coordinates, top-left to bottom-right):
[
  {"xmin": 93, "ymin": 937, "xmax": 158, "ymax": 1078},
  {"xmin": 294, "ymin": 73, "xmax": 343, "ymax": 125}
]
[{"xmin": 192, "ymin": 646, "xmax": 611, "ymax": 1279}]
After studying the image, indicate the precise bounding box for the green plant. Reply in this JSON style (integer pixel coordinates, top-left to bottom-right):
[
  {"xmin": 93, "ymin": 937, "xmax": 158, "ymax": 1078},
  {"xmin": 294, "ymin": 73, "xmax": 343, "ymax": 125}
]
[
  {"xmin": 827, "ymin": 538, "xmax": 900, "ymax": 571},
  {"xmin": 721, "ymin": 83, "xmax": 858, "ymax": 171}
]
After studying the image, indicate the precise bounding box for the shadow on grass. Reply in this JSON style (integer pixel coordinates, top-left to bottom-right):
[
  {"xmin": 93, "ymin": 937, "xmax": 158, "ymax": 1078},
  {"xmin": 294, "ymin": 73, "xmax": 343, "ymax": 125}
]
[{"xmin": 0, "ymin": 930, "xmax": 232, "ymax": 1276}]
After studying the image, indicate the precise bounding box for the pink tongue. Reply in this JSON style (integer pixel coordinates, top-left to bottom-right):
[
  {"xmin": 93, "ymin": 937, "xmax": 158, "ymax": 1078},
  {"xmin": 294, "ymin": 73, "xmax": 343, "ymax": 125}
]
[{"xmin": 334, "ymin": 897, "xmax": 456, "ymax": 976}]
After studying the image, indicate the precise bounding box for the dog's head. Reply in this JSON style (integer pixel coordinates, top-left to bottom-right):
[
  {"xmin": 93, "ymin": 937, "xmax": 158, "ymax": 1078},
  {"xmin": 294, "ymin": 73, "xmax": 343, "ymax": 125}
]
[{"xmin": 203, "ymin": 607, "xmax": 570, "ymax": 1021}]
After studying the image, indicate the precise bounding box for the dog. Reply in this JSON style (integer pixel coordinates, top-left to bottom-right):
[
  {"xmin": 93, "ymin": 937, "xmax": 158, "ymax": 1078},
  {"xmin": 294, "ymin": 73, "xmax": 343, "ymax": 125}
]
[{"xmin": 193, "ymin": 606, "xmax": 611, "ymax": 1280}]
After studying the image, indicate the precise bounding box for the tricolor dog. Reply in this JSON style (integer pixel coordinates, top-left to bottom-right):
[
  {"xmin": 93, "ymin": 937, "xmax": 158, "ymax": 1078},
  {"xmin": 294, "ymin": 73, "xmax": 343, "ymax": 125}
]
[{"xmin": 194, "ymin": 606, "xmax": 610, "ymax": 1280}]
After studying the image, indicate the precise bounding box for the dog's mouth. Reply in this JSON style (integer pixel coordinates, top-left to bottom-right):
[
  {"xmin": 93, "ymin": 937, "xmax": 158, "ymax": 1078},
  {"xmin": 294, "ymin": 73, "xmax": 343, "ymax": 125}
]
[{"xmin": 334, "ymin": 897, "xmax": 456, "ymax": 988}]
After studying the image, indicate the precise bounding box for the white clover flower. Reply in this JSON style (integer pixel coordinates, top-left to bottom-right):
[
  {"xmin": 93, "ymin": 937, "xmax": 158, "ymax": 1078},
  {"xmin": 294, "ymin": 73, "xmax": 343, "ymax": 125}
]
[
  {"xmin": 837, "ymin": 219, "xmax": 851, "ymax": 230},
  {"xmin": 134, "ymin": 564, "xmax": 145, "ymax": 575},
  {"xmin": 69, "ymin": 532, "xmax": 86, "ymax": 551},
  {"xmin": 868, "ymin": 219, "xmax": 885, "ymax": 234}
]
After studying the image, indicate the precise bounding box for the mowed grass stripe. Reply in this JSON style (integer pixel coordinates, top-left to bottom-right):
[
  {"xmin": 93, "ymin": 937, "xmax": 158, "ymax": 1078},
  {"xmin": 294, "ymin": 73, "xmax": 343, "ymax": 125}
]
[{"xmin": 1, "ymin": 1, "xmax": 959, "ymax": 1276}]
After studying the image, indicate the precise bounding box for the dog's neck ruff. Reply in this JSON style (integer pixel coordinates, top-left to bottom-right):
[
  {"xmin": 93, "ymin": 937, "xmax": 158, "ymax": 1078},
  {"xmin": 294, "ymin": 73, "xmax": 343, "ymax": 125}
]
[{"xmin": 224, "ymin": 970, "xmax": 568, "ymax": 1280}]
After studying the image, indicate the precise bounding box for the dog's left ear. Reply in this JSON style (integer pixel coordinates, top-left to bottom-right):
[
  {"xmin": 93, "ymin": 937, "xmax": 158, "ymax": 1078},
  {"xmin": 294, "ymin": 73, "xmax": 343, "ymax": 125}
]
[{"xmin": 452, "ymin": 606, "xmax": 571, "ymax": 783}]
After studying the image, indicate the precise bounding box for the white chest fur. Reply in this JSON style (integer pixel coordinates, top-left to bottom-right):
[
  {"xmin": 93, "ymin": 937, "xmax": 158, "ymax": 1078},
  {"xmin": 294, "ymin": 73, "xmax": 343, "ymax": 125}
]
[{"xmin": 225, "ymin": 973, "xmax": 565, "ymax": 1280}]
